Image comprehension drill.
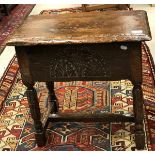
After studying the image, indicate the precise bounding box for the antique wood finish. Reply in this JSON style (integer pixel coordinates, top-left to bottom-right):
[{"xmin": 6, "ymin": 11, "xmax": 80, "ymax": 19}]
[
  {"xmin": 47, "ymin": 113, "xmax": 134, "ymax": 122},
  {"xmin": 17, "ymin": 43, "xmax": 131, "ymax": 82},
  {"xmin": 7, "ymin": 10, "xmax": 151, "ymax": 46},
  {"xmin": 26, "ymin": 85, "xmax": 46, "ymax": 147},
  {"xmin": 15, "ymin": 42, "xmax": 145, "ymax": 149},
  {"xmin": 15, "ymin": 46, "xmax": 46, "ymax": 147},
  {"xmin": 81, "ymin": 4, "xmax": 130, "ymax": 12},
  {"xmin": 130, "ymin": 42, "xmax": 145, "ymax": 149},
  {"xmin": 46, "ymin": 81, "xmax": 58, "ymax": 113},
  {"xmin": 7, "ymin": 10, "xmax": 152, "ymax": 150}
]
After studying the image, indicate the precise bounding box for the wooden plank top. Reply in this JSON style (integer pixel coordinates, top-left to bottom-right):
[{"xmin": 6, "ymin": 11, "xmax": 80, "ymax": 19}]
[{"xmin": 7, "ymin": 10, "xmax": 152, "ymax": 46}]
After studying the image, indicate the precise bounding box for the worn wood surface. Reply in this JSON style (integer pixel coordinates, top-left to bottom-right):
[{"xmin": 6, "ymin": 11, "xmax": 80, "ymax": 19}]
[
  {"xmin": 130, "ymin": 42, "xmax": 145, "ymax": 149},
  {"xmin": 47, "ymin": 113, "xmax": 134, "ymax": 122},
  {"xmin": 46, "ymin": 81, "xmax": 58, "ymax": 113},
  {"xmin": 82, "ymin": 4, "xmax": 130, "ymax": 11},
  {"xmin": 16, "ymin": 43, "xmax": 132, "ymax": 82},
  {"xmin": 7, "ymin": 10, "xmax": 151, "ymax": 46},
  {"xmin": 12, "ymin": 10, "xmax": 151, "ymax": 149},
  {"xmin": 26, "ymin": 84, "xmax": 46, "ymax": 147}
]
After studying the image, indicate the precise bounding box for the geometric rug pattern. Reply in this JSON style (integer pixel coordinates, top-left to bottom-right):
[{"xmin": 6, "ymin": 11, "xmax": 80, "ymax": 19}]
[
  {"xmin": 0, "ymin": 42, "xmax": 155, "ymax": 151},
  {"xmin": 0, "ymin": 4, "xmax": 35, "ymax": 54}
]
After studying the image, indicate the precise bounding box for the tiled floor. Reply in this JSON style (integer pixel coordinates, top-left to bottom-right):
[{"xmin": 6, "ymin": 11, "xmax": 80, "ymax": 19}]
[{"xmin": 0, "ymin": 4, "xmax": 154, "ymax": 79}]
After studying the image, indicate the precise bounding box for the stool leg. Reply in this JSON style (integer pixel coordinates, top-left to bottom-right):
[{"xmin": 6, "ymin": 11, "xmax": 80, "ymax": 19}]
[
  {"xmin": 46, "ymin": 81, "xmax": 58, "ymax": 113},
  {"xmin": 15, "ymin": 47, "xmax": 46, "ymax": 147},
  {"xmin": 133, "ymin": 84, "xmax": 145, "ymax": 150},
  {"xmin": 26, "ymin": 84, "xmax": 47, "ymax": 147},
  {"xmin": 130, "ymin": 43, "xmax": 145, "ymax": 150}
]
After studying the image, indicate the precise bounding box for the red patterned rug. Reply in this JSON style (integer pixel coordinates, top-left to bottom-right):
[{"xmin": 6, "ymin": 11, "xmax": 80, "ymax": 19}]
[
  {"xmin": 0, "ymin": 41, "xmax": 155, "ymax": 151},
  {"xmin": 0, "ymin": 8, "xmax": 155, "ymax": 151},
  {"xmin": 0, "ymin": 4, "xmax": 35, "ymax": 54}
]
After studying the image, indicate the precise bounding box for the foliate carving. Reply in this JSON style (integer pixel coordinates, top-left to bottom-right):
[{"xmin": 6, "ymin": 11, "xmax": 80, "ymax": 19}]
[{"xmin": 50, "ymin": 45, "xmax": 111, "ymax": 78}]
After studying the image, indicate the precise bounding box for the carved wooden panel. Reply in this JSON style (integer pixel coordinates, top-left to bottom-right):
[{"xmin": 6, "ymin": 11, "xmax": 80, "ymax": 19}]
[
  {"xmin": 49, "ymin": 45, "xmax": 111, "ymax": 78},
  {"xmin": 17, "ymin": 42, "xmax": 132, "ymax": 82}
]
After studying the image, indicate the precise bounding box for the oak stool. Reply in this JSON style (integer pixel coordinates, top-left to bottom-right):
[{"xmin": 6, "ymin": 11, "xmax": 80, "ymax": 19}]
[{"xmin": 7, "ymin": 10, "xmax": 152, "ymax": 150}]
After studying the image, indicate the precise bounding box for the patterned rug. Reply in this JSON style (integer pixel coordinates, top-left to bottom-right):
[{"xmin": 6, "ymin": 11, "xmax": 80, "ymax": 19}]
[
  {"xmin": 0, "ymin": 43, "xmax": 155, "ymax": 151},
  {"xmin": 0, "ymin": 8, "xmax": 155, "ymax": 151},
  {"xmin": 0, "ymin": 4, "xmax": 35, "ymax": 54}
]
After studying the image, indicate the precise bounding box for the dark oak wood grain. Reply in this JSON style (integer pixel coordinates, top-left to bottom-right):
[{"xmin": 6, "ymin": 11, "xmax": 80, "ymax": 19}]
[
  {"xmin": 46, "ymin": 81, "xmax": 58, "ymax": 113},
  {"xmin": 8, "ymin": 10, "xmax": 152, "ymax": 150},
  {"xmin": 26, "ymin": 84, "xmax": 46, "ymax": 147},
  {"xmin": 82, "ymin": 4, "xmax": 130, "ymax": 12},
  {"xmin": 7, "ymin": 10, "xmax": 151, "ymax": 46},
  {"xmin": 16, "ymin": 43, "xmax": 131, "ymax": 82},
  {"xmin": 130, "ymin": 42, "xmax": 145, "ymax": 149},
  {"xmin": 48, "ymin": 113, "xmax": 134, "ymax": 122}
]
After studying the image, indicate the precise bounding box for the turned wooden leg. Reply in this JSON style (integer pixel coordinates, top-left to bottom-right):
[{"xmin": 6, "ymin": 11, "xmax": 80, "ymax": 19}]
[
  {"xmin": 130, "ymin": 42, "xmax": 145, "ymax": 150},
  {"xmin": 132, "ymin": 84, "xmax": 145, "ymax": 150},
  {"xmin": 26, "ymin": 83, "xmax": 47, "ymax": 147},
  {"xmin": 15, "ymin": 47, "xmax": 47, "ymax": 146},
  {"xmin": 46, "ymin": 81, "xmax": 58, "ymax": 113}
]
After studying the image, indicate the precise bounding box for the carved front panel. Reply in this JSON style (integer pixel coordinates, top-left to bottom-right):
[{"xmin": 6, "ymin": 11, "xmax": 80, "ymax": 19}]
[
  {"xmin": 49, "ymin": 45, "xmax": 111, "ymax": 78},
  {"xmin": 27, "ymin": 43, "xmax": 131, "ymax": 82}
]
